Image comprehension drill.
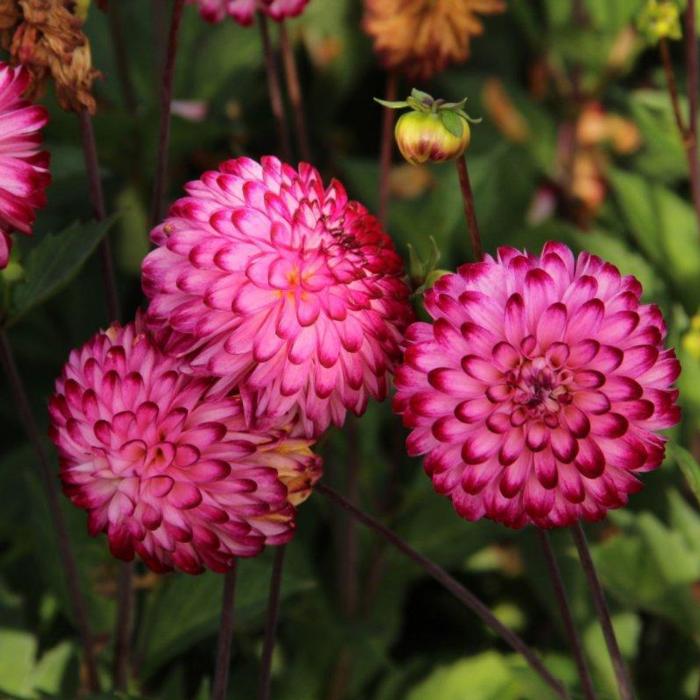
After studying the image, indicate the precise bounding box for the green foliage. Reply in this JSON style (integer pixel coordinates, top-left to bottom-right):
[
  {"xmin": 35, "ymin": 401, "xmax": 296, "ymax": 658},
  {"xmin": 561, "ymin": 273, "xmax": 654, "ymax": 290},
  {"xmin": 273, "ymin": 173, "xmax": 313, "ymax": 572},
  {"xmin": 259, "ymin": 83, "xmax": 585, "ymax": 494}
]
[
  {"xmin": 1, "ymin": 0, "xmax": 700, "ymax": 698},
  {"xmin": 6, "ymin": 218, "xmax": 117, "ymax": 327}
]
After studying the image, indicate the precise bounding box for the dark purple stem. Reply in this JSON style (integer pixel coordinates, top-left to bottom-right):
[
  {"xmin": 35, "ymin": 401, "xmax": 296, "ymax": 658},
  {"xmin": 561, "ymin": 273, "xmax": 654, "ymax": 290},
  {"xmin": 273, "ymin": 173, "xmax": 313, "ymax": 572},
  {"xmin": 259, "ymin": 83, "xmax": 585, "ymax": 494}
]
[
  {"xmin": 0, "ymin": 331, "xmax": 100, "ymax": 692},
  {"xmin": 378, "ymin": 71, "xmax": 398, "ymax": 226},
  {"xmin": 317, "ymin": 483, "xmax": 570, "ymax": 700},
  {"xmin": 212, "ymin": 563, "xmax": 239, "ymax": 700},
  {"xmin": 78, "ymin": 109, "xmax": 120, "ymax": 322},
  {"xmin": 150, "ymin": 0, "xmax": 185, "ymax": 227},
  {"xmin": 685, "ymin": 0, "xmax": 700, "ymax": 232},
  {"xmin": 339, "ymin": 418, "xmax": 360, "ymax": 618},
  {"xmin": 113, "ymin": 560, "xmax": 134, "ymax": 690},
  {"xmin": 537, "ymin": 530, "xmax": 597, "ymax": 700},
  {"xmin": 455, "ymin": 155, "xmax": 483, "ymax": 261},
  {"xmin": 78, "ymin": 108, "xmax": 130, "ymax": 689},
  {"xmin": 279, "ymin": 22, "xmax": 311, "ymax": 162},
  {"xmin": 571, "ymin": 524, "xmax": 635, "ymax": 700},
  {"xmin": 258, "ymin": 12, "xmax": 293, "ymax": 161},
  {"xmin": 257, "ymin": 546, "xmax": 286, "ymax": 700}
]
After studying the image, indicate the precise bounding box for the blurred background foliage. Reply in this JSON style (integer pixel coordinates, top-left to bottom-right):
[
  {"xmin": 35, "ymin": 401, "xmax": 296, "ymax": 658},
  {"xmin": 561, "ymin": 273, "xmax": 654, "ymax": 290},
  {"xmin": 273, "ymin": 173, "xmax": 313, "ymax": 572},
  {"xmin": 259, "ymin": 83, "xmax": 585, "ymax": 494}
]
[{"xmin": 3, "ymin": 0, "xmax": 700, "ymax": 698}]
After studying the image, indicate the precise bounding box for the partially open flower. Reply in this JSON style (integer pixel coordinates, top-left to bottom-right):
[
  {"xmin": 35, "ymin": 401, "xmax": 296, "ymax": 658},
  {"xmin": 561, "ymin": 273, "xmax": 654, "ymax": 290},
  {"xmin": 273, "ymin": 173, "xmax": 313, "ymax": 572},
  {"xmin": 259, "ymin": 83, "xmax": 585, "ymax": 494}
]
[
  {"xmin": 50, "ymin": 319, "xmax": 322, "ymax": 574},
  {"xmin": 379, "ymin": 89, "xmax": 477, "ymax": 166},
  {"xmin": 0, "ymin": 61, "xmax": 50, "ymax": 269},
  {"xmin": 394, "ymin": 242, "xmax": 680, "ymax": 529},
  {"xmin": 396, "ymin": 111, "xmax": 471, "ymax": 165},
  {"xmin": 143, "ymin": 156, "xmax": 413, "ymax": 437},
  {"xmin": 0, "ymin": 0, "xmax": 100, "ymax": 114},
  {"xmin": 363, "ymin": 0, "xmax": 506, "ymax": 80}
]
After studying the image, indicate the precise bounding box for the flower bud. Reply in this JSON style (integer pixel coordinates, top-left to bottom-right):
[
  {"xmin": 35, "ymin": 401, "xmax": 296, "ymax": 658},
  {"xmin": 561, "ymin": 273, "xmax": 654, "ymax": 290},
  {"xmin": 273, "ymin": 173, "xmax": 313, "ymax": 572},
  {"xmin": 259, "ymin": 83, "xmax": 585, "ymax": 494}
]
[
  {"xmin": 638, "ymin": 0, "xmax": 682, "ymax": 44},
  {"xmin": 682, "ymin": 313, "xmax": 700, "ymax": 360},
  {"xmin": 395, "ymin": 111, "xmax": 471, "ymax": 165}
]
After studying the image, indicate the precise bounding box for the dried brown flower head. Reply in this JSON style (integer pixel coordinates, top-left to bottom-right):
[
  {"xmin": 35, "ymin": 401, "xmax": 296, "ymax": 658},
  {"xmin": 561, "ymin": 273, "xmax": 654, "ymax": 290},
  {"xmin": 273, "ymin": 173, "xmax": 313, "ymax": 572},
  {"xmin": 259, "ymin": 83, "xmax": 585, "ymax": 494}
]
[
  {"xmin": 0, "ymin": 0, "xmax": 100, "ymax": 114},
  {"xmin": 363, "ymin": 0, "xmax": 506, "ymax": 80}
]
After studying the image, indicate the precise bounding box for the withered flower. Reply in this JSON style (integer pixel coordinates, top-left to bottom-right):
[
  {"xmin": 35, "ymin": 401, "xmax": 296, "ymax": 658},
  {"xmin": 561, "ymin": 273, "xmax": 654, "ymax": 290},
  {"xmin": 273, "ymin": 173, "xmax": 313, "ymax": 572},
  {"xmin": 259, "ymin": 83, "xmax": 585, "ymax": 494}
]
[
  {"xmin": 363, "ymin": 0, "xmax": 506, "ymax": 80},
  {"xmin": 0, "ymin": 0, "xmax": 100, "ymax": 114}
]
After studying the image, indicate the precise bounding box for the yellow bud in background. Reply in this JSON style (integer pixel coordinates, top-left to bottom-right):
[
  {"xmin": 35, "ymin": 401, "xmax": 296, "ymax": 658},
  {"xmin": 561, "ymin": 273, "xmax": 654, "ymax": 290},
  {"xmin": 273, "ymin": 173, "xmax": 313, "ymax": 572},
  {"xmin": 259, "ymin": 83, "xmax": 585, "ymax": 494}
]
[
  {"xmin": 638, "ymin": 0, "xmax": 682, "ymax": 44},
  {"xmin": 682, "ymin": 314, "xmax": 700, "ymax": 360},
  {"xmin": 76, "ymin": 0, "xmax": 91, "ymax": 21}
]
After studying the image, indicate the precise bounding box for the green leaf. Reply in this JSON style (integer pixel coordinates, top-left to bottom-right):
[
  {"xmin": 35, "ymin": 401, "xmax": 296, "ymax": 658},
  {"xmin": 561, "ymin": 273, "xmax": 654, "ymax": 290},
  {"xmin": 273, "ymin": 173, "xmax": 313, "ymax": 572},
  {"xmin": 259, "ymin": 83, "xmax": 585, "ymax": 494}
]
[
  {"xmin": 668, "ymin": 442, "xmax": 700, "ymax": 508},
  {"xmin": 440, "ymin": 110, "xmax": 464, "ymax": 138},
  {"xmin": 583, "ymin": 613, "xmax": 641, "ymax": 697},
  {"xmin": 138, "ymin": 549, "xmax": 315, "ymax": 677},
  {"xmin": 592, "ymin": 512, "xmax": 700, "ymax": 641},
  {"xmin": 7, "ymin": 217, "xmax": 117, "ymax": 327},
  {"xmin": 0, "ymin": 629, "xmax": 36, "ymax": 698},
  {"xmin": 373, "ymin": 98, "xmax": 410, "ymax": 109},
  {"xmin": 406, "ymin": 652, "xmax": 517, "ymax": 700},
  {"xmin": 609, "ymin": 169, "xmax": 700, "ymax": 307}
]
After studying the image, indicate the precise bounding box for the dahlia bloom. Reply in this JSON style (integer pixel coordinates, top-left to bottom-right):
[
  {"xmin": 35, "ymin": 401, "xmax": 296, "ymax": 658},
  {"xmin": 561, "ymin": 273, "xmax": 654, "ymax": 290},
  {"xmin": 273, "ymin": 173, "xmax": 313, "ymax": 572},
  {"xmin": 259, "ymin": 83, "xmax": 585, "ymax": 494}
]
[
  {"xmin": 363, "ymin": 0, "xmax": 506, "ymax": 80},
  {"xmin": 143, "ymin": 156, "xmax": 413, "ymax": 437},
  {"xmin": 394, "ymin": 242, "xmax": 680, "ymax": 528},
  {"xmin": 189, "ymin": 0, "xmax": 309, "ymax": 25},
  {"xmin": 0, "ymin": 61, "xmax": 50, "ymax": 269},
  {"xmin": 49, "ymin": 319, "xmax": 322, "ymax": 575}
]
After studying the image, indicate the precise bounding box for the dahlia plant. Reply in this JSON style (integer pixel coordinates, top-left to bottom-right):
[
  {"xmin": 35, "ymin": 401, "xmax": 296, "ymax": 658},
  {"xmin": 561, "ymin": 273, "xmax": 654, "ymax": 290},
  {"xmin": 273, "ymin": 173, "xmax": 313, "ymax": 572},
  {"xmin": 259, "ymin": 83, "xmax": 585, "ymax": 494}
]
[{"xmin": 3, "ymin": 3, "xmax": 700, "ymax": 700}]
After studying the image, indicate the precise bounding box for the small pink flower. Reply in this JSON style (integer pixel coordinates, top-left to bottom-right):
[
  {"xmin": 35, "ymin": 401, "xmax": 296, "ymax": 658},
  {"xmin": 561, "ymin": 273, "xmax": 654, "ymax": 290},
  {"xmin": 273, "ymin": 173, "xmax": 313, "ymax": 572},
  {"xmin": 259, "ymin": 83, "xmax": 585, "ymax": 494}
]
[
  {"xmin": 142, "ymin": 156, "xmax": 413, "ymax": 437},
  {"xmin": 49, "ymin": 318, "xmax": 322, "ymax": 575},
  {"xmin": 189, "ymin": 0, "xmax": 309, "ymax": 24},
  {"xmin": 394, "ymin": 242, "xmax": 680, "ymax": 529},
  {"xmin": 0, "ymin": 62, "xmax": 51, "ymax": 269}
]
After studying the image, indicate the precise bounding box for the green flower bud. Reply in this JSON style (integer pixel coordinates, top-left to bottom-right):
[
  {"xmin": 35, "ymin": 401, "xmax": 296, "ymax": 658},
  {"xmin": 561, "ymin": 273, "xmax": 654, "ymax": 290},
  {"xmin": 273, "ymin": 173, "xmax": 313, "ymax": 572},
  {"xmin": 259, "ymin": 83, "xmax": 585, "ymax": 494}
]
[
  {"xmin": 682, "ymin": 313, "xmax": 700, "ymax": 360},
  {"xmin": 638, "ymin": 0, "xmax": 683, "ymax": 44},
  {"xmin": 395, "ymin": 111, "xmax": 471, "ymax": 165},
  {"xmin": 375, "ymin": 89, "xmax": 479, "ymax": 166}
]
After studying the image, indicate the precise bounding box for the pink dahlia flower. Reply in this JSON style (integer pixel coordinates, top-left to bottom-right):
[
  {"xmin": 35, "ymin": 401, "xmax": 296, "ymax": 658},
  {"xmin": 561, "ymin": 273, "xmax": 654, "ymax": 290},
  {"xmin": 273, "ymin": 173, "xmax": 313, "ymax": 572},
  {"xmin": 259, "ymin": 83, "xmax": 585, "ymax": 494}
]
[
  {"xmin": 0, "ymin": 62, "xmax": 50, "ymax": 269},
  {"xmin": 49, "ymin": 319, "xmax": 322, "ymax": 575},
  {"xmin": 189, "ymin": 0, "xmax": 309, "ymax": 25},
  {"xmin": 142, "ymin": 156, "xmax": 413, "ymax": 437},
  {"xmin": 394, "ymin": 242, "xmax": 680, "ymax": 528}
]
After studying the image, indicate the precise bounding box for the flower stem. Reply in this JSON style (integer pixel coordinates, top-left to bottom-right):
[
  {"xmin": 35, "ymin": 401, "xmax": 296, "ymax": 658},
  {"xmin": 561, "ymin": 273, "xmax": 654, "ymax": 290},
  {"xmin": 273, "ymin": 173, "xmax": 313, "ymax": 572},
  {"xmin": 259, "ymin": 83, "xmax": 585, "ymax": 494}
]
[
  {"xmin": 316, "ymin": 483, "xmax": 570, "ymax": 700},
  {"xmin": 378, "ymin": 71, "xmax": 398, "ymax": 227},
  {"xmin": 79, "ymin": 107, "xmax": 131, "ymax": 689},
  {"xmin": 78, "ymin": 109, "xmax": 121, "ymax": 322},
  {"xmin": 685, "ymin": 0, "xmax": 700, "ymax": 231},
  {"xmin": 258, "ymin": 546, "xmax": 286, "ymax": 700},
  {"xmin": 112, "ymin": 560, "xmax": 134, "ymax": 690},
  {"xmin": 212, "ymin": 563, "xmax": 239, "ymax": 700},
  {"xmin": 659, "ymin": 29, "xmax": 700, "ymax": 233},
  {"xmin": 150, "ymin": 0, "xmax": 186, "ymax": 227},
  {"xmin": 107, "ymin": 0, "xmax": 137, "ymax": 116},
  {"xmin": 536, "ymin": 530, "xmax": 597, "ymax": 700},
  {"xmin": 0, "ymin": 330, "xmax": 100, "ymax": 693},
  {"xmin": 455, "ymin": 155, "xmax": 483, "ymax": 261},
  {"xmin": 571, "ymin": 523, "xmax": 635, "ymax": 700},
  {"xmin": 258, "ymin": 12, "xmax": 293, "ymax": 162},
  {"xmin": 279, "ymin": 22, "xmax": 311, "ymax": 162},
  {"xmin": 660, "ymin": 38, "xmax": 687, "ymax": 134},
  {"xmin": 338, "ymin": 418, "xmax": 360, "ymax": 618}
]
